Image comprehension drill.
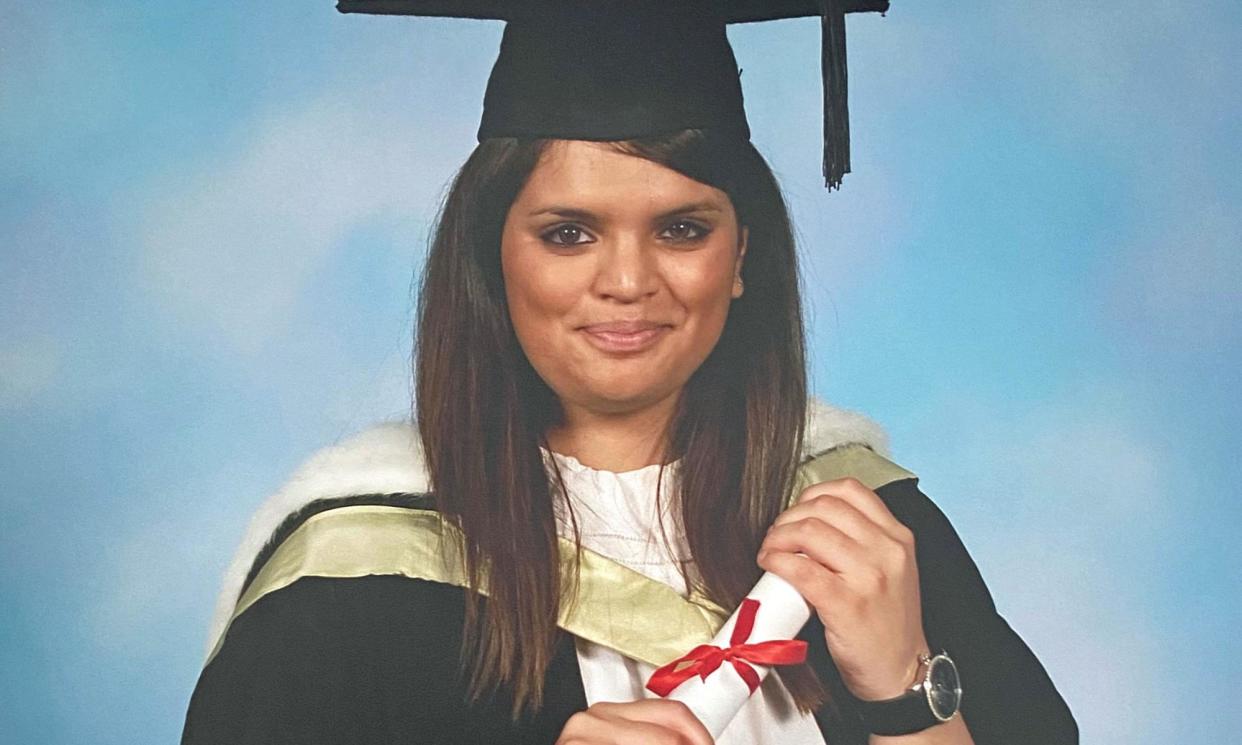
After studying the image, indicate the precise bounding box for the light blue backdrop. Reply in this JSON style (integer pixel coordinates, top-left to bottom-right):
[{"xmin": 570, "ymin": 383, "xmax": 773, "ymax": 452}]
[{"xmin": 2, "ymin": 2, "xmax": 1238, "ymax": 743}]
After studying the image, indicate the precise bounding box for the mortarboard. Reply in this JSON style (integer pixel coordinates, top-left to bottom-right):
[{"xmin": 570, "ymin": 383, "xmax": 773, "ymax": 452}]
[{"xmin": 336, "ymin": 1, "xmax": 891, "ymax": 190}]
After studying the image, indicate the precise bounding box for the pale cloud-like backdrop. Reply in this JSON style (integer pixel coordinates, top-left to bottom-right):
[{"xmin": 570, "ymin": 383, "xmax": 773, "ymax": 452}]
[{"xmin": 2, "ymin": 2, "xmax": 1238, "ymax": 743}]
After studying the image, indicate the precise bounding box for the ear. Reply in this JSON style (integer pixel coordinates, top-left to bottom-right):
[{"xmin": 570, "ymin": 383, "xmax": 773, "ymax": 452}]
[{"xmin": 732, "ymin": 226, "xmax": 749, "ymax": 299}]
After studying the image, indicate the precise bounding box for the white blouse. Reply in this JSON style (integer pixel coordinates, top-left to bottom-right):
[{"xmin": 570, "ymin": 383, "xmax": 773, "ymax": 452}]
[{"xmin": 541, "ymin": 448, "xmax": 827, "ymax": 745}]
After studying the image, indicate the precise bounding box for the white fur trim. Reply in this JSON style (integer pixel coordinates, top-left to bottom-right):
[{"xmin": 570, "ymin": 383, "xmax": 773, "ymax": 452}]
[
  {"xmin": 201, "ymin": 395, "xmax": 888, "ymax": 662},
  {"xmin": 803, "ymin": 395, "xmax": 891, "ymax": 460},
  {"xmin": 202, "ymin": 422, "xmax": 427, "ymax": 662}
]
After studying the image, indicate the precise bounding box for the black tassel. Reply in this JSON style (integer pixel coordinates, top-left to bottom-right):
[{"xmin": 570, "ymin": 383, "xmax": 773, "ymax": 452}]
[{"xmin": 821, "ymin": 0, "xmax": 850, "ymax": 190}]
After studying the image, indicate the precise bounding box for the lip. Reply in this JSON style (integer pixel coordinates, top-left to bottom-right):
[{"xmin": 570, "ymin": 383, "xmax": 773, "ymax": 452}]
[
  {"xmin": 580, "ymin": 320, "xmax": 666, "ymax": 334},
  {"xmin": 580, "ymin": 324, "xmax": 670, "ymax": 353}
]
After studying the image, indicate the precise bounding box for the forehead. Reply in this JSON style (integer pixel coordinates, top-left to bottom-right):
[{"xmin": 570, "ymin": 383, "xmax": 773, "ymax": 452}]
[{"xmin": 515, "ymin": 140, "xmax": 730, "ymax": 211}]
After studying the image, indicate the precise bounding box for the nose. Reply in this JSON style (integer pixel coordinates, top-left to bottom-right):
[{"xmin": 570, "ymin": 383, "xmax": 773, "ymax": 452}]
[{"xmin": 591, "ymin": 231, "xmax": 660, "ymax": 302}]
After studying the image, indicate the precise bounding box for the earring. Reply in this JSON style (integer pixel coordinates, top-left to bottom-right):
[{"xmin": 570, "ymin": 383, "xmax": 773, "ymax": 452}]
[{"xmin": 734, "ymin": 277, "xmax": 744, "ymax": 298}]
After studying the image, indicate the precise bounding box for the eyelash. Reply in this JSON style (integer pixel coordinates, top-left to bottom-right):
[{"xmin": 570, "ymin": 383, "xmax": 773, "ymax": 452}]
[
  {"xmin": 540, "ymin": 220, "xmax": 713, "ymax": 246},
  {"xmin": 662, "ymin": 220, "xmax": 712, "ymax": 242}
]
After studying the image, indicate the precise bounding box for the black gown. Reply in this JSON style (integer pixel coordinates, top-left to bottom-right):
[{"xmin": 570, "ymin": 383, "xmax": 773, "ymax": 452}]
[{"xmin": 181, "ymin": 471, "xmax": 1078, "ymax": 744}]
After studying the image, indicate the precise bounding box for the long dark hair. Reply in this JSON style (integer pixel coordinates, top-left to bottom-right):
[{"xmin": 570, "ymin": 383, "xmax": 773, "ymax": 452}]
[{"xmin": 414, "ymin": 128, "xmax": 822, "ymax": 719}]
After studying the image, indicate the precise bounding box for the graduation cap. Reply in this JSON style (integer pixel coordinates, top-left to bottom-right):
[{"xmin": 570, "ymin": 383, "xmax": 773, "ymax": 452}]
[{"xmin": 337, "ymin": 1, "xmax": 891, "ymax": 190}]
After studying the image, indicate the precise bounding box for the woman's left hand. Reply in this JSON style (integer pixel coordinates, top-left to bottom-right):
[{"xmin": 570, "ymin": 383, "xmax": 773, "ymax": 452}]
[{"xmin": 757, "ymin": 477, "xmax": 929, "ymax": 701}]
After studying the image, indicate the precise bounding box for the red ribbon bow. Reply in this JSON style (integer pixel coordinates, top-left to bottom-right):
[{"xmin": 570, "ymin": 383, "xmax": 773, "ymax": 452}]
[{"xmin": 645, "ymin": 598, "xmax": 809, "ymax": 697}]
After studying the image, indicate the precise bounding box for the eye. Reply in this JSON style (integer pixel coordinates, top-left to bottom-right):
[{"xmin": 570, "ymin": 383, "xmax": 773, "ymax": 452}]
[
  {"xmin": 660, "ymin": 220, "xmax": 712, "ymax": 242},
  {"xmin": 541, "ymin": 223, "xmax": 595, "ymax": 246}
]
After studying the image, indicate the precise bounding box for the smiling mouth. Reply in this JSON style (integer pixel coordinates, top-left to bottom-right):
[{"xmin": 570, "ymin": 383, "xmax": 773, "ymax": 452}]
[{"xmin": 580, "ymin": 326, "xmax": 669, "ymax": 353}]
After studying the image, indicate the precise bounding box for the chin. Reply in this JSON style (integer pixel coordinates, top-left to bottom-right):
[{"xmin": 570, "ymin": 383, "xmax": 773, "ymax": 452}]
[{"xmin": 580, "ymin": 383, "xmax": 673, "ymax": 410}]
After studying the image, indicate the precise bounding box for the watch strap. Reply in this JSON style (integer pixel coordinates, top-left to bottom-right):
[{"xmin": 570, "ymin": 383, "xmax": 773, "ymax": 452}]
[
  {"xmin": 855, "ymin": 651, "xmax": 960, "ymax": 736},
  {"xmin": 856, "ymin": 685, "xmax": 940, "ymax": 736}
]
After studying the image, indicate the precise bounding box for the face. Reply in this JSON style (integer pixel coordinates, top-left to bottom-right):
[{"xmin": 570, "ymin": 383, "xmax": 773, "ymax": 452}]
[{"xmin": 501, "ymin": 140, "xmax": 747, "ymax": 418}]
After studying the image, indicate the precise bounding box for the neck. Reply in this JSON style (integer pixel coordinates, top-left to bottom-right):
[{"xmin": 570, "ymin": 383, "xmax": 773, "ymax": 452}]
[{"xmin": 544, "ymin": 390, "xmax": 680, "ymax": 472}]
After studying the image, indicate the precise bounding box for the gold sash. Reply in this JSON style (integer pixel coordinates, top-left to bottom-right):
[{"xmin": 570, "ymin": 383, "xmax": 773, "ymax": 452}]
[{"xmin": 206, "ymin": 443, "xmax": 914, "ymax": 669}]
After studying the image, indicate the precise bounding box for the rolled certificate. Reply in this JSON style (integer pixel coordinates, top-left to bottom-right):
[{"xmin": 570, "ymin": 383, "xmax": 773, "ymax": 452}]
[{"xmin": 645, "ymin": 571, "xmax": 813, "ymax": 737}]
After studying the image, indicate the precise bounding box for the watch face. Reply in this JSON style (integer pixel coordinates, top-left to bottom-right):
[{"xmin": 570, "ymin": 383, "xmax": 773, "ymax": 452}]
[{"xmin": 926, "ymin": 654, "xmax": 962, "ymax": 721}]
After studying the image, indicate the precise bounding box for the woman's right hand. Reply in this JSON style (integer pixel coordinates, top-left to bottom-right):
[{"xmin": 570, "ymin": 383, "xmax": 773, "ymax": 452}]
[{"xmin": 555, "ymin": 699, "xmax": 715, "ymax": 745}]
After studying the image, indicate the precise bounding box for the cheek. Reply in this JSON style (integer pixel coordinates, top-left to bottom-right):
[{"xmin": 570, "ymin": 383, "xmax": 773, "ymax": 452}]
[
  {"xmin": 501, "ymin": 239, "xmax": 579, "ymax": 345},
  {"xmin": 681, "ymin": 279, "xmax": 734, "ymax": 356},
  {"xmin": 674, "ymin": 250, "xmax": 738, "ymax": 330}
]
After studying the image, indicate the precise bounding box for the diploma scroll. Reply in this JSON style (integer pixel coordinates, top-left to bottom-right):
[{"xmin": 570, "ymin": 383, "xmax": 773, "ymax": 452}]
[{"xmin": 645, "ymin": 571, "xmax": 813, "ymax": 737}]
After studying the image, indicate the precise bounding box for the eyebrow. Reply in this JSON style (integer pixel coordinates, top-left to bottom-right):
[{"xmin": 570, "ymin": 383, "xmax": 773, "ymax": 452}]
[{"xmin": 528, "ymin": 200, "xmax": 724, "ymax": 222}]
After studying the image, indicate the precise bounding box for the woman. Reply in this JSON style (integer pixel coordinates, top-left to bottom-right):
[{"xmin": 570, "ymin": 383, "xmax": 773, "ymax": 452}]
[{"xmin": 182, "ymin": 3, "xmax": 1077, "ymax": 743}]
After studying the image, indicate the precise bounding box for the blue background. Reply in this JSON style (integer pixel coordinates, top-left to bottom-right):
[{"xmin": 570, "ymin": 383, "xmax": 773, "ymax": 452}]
[{"xmin": 2, "ymin": 2, "xmax": 1239, "ymax": 742}]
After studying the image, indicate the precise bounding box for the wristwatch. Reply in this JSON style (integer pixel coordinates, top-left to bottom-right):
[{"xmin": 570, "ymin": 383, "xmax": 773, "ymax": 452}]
[{"xmin": 856, "ymin": 651, "xmax": 962, "ymax": 736}]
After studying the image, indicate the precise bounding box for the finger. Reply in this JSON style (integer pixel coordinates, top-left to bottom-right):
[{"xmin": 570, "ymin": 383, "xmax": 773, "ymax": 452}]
[
  {"xmin": 555, "ymin": 709, "xmax": 602, "ymax": 744},
  {"xmin": 796, "ymin": 478, "xmax": 911, "ymax": 542},
  {"xmin": 772, "ymin": 493, "xmax": 891, "ymax": 547},
  {"xmin": 561, "ymin": 713, "xmax": 696, "ymax": 745},
  {"xmin": 761, "ymin": 517, "xmax": 869, "ymax": 577},
  {"xmin": 772, "ymin": 495, "xmax": 911, "ymax": 573},
  {"xmin": 601, "ymin": 717, "xmax": 702, "ymax": 745},
  {"xmin": 593, "ymin": 700, "xmax": 714, "ymax": 745},
  {"xmin": 757, "ymin": 547, "xmax": 846, "ymax": 612}
]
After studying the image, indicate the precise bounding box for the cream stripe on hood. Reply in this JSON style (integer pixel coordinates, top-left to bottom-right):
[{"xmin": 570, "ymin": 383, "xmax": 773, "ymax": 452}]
[{"xmin": 202, "ymin": 395, "xmax": 890, "ymax": 662}]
